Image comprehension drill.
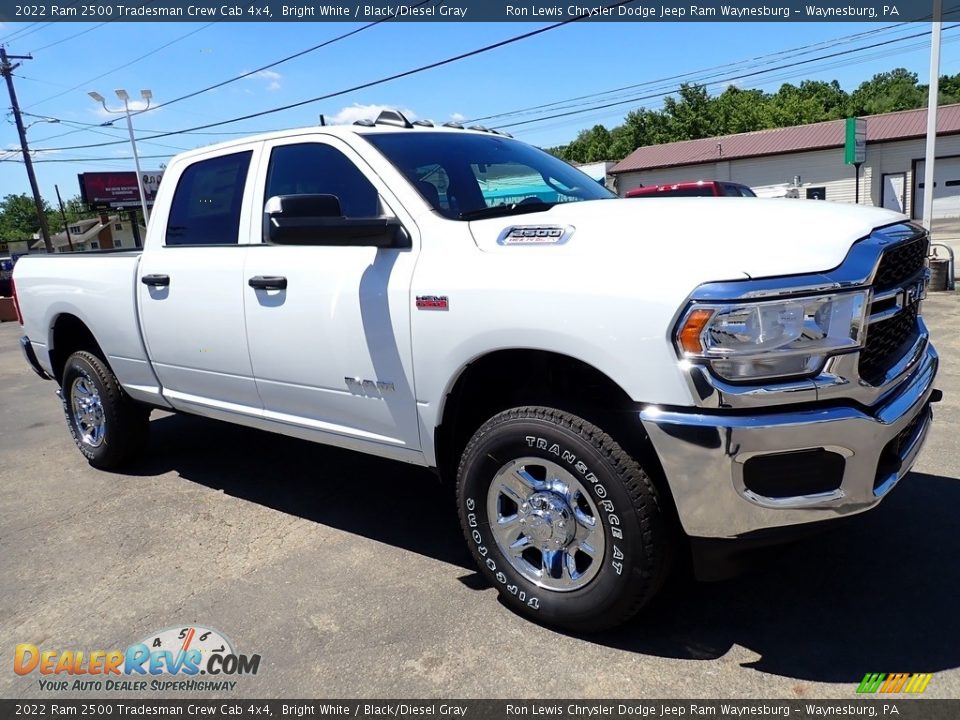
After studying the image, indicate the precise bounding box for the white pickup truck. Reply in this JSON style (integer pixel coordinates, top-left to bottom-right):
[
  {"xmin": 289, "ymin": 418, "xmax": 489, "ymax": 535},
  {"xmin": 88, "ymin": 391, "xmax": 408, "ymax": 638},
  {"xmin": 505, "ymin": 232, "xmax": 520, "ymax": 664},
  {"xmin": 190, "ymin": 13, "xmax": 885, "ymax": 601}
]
[{"xmin": 13, "ymin": 111, "xmax": 940, "ymax": 630}]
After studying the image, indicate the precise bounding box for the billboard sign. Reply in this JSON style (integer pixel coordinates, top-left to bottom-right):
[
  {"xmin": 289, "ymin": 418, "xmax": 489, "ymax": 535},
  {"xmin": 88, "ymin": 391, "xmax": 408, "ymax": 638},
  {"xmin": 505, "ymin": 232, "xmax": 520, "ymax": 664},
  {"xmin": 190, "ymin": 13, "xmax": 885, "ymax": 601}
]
[{"xmin": 78, "ymin": 171, "xmax": 164, "ymax": 210}]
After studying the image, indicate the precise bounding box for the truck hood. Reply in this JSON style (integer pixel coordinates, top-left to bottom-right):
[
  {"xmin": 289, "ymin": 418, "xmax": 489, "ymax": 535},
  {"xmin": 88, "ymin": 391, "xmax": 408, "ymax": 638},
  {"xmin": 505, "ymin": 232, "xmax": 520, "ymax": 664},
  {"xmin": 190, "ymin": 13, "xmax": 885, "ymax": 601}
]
[{"xmin": 468, "ymin": 197, "xmax": 907, "ymax": 282}]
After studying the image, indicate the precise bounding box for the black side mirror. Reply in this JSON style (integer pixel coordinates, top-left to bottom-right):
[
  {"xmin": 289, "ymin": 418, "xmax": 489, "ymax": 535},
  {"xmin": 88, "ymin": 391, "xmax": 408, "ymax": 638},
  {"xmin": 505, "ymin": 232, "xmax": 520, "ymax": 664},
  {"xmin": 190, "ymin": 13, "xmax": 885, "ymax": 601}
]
[{"xmin": 263, "ymin": 194, "xmax": 411, "ymax": 249}]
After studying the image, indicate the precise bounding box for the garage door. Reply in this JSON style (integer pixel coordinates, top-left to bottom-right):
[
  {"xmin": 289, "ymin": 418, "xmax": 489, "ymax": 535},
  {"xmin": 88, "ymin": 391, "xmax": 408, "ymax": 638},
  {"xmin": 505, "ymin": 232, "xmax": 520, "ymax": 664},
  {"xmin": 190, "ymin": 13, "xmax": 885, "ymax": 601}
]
[{"xmin": 914, "ymin": 158, "xmax": 960, "ymax": 219}]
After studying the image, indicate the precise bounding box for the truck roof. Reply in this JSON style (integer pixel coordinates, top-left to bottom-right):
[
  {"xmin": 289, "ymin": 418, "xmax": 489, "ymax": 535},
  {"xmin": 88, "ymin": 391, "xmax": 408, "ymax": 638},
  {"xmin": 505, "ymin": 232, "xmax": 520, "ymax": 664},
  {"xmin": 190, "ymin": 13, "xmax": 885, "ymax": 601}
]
[{"xmin": 169, "ymin": 109, "xmax": 511, "ymax": 163}]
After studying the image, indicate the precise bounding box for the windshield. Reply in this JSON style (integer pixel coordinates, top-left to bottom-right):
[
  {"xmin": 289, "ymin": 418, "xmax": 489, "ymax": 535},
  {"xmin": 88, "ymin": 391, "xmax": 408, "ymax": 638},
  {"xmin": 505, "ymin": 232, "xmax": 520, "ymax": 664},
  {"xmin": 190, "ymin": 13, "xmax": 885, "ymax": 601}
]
[{"xmin": 364, "ymin": 132, "xmax": 615, "ymax": 220}]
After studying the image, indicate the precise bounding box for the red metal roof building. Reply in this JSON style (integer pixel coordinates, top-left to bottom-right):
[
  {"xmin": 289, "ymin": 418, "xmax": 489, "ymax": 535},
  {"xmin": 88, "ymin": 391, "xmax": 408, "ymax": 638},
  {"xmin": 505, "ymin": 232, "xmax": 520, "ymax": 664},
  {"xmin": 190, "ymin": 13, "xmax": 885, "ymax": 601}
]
[{"xmin": 610, "ymin": 104, "xmax": 960, "ymax": 222}]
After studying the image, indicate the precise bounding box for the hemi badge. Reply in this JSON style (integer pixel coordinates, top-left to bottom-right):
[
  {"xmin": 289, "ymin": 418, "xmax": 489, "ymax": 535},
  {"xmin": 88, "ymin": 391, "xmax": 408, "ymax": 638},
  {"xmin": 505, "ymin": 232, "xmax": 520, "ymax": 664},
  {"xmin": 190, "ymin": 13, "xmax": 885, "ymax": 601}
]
[{"xmin": 416, "ymin": 295, "xmax": 449, "ymax": 311}]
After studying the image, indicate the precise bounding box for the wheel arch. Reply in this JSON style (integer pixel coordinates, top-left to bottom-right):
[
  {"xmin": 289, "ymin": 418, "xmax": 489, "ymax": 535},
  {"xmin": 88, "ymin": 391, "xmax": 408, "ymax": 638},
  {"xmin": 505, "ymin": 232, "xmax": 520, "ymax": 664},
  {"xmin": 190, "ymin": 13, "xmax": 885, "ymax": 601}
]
[
  {"xmin": 432, "ymin": 348, "xmax": 679, "ymax": 525},
  {"xmin": 49, "ymin": 313, "xmax": 109, "ymax": 385}
]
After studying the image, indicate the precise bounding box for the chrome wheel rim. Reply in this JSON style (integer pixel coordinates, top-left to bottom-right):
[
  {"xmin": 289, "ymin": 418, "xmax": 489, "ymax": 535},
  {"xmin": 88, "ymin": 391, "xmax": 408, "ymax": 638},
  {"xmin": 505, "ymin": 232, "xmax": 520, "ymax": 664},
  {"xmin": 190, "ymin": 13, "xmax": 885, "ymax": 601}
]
[
  {"xmin": 70, "ymin": 376, "xmax": 106, "ymax": 448},
  {"xmin": 487, "ymin": 457, "xmax": 605, "ymax": 592}
]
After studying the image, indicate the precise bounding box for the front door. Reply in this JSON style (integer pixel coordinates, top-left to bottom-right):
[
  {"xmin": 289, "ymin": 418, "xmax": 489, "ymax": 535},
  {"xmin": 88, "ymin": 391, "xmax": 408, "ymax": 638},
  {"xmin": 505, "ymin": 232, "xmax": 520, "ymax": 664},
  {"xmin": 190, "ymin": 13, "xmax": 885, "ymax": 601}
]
[
  {"xmin": 882, "ymin": 172, "xmax": 906, "ymax": 213},
  {"xmin": 242, "ymin": 136, "xmax": 421, "ymax": 458}
]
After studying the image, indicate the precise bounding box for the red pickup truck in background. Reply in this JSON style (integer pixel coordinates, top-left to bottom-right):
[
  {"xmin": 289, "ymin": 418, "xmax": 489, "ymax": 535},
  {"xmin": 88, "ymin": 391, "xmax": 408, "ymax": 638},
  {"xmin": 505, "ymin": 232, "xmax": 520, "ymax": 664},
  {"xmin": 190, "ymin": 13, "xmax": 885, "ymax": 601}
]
[{"xmin": 625, "ymin": 180, "xmax": 757, "ymax": 198}]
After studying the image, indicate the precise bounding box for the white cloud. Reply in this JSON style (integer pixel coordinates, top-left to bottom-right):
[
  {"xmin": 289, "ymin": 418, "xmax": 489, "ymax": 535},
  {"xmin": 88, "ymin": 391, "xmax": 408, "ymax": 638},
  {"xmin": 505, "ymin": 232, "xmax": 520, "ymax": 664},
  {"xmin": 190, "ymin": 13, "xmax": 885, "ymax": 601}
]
[
  {"xmin": 449, "ymin": 112, "xmax": 466, "ymax": 123},
  {"xmin": 329, "ymin": 103, "xmax": 417, "ymax": 126},
  {"xmin": 241, "ymin": 69, "xmax": 282, "ymax": 91}
]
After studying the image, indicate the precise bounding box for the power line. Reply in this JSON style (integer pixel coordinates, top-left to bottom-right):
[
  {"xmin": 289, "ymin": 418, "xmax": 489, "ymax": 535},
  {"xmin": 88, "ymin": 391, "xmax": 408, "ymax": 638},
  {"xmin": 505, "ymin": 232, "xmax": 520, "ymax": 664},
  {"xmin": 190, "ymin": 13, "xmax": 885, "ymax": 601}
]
[
  {"xmin": 24, "ymin": 22, "xmax": 215, "ymax": 109},
  {"xmin": 131, "ymin": 1, "xmax": 435, "ymax": 119},
  {"xmin": 0, "ymin": 1, "xmax": 85, "ymax": 44},
  {"xmin": 33, "ymin": 7, "xmax": 627, "ymax": 153},
  {"xmin": 496, "ymin": 24, "xmax": 960, "ymax": 131},
  {"xmin": 468, "ymin": 23, "xmax": 913, "ymax": 125},
  {"xmin": 517, "ymin": 28, "xmax": 960, "ymax": 137},
  {"xmin": 30, "ymin": 22, "xmax": 110, "ymax": 53},
  {"xmin": 479, "ymin": 8, "xmax": 960, "ymax": 129},
  {"xmin": 38, "ymin": 117, "xmax": 191, "ymax": 151},
  {"xmin": 0, "ymin": 22, "xmax": 49, "ymax": 45},
  {"xmin": 15, "ymin": 6, "xmax": 426, "ymax": 146},
  {"xmin": 18, "ymin": 109, "xmax": 272, "ymax": 141},
  {"xmin": 4, "ymin": 152, "xmax": 174, "ymax": 163}
]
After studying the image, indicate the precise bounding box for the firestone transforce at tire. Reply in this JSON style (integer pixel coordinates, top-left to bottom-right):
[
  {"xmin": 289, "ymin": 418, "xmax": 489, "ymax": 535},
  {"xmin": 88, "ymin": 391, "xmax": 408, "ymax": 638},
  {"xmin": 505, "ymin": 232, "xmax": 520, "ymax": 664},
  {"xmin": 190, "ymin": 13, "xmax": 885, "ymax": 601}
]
[
  {"xmin": 61, "ymin": 350, "xmax": 149, "ymax": 470},
  {"xmin": 456, "ymin": 406, "xmax": 671, "ymax": 631}
]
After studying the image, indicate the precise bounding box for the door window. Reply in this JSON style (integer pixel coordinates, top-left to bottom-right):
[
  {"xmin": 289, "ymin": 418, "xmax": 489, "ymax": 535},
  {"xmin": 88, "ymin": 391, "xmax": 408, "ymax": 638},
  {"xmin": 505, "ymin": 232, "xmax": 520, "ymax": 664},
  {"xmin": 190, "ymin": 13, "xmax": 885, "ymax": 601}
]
[
  {"xmin": 165, "ymin": 151, "xmax": 252, "ymax": 246},
  {"xmin": 265, "ymin": 143, "xmax": 380, "ymax": 218}
]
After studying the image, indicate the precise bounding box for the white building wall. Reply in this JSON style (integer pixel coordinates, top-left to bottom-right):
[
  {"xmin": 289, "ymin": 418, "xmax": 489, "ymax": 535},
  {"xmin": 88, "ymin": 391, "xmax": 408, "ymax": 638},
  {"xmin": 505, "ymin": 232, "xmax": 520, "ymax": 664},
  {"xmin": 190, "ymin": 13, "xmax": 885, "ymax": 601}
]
[{"xmin": 615, "ymin": 134, "xmax": 960, "ymax": 217}]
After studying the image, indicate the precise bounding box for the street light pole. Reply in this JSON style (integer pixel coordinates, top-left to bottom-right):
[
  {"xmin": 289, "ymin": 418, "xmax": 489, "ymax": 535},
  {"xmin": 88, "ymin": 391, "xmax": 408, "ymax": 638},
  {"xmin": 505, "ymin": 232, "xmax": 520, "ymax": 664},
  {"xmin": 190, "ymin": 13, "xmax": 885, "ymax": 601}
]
[
  {"xmin": 922, "ymin": 0, "xmax": 943, "ymax": 231},
  {"xmin": 89, "ymin": 89, "xmax": 152, "ymax": 226}
]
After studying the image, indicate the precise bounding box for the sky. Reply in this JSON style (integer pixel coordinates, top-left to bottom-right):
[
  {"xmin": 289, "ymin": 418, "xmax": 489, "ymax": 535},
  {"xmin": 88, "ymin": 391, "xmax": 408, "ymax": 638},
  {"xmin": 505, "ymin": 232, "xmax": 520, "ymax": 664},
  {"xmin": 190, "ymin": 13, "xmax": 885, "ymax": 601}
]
[{"xmin": 0, "ymin": 19, "xmax": 957, "ymax": 203}]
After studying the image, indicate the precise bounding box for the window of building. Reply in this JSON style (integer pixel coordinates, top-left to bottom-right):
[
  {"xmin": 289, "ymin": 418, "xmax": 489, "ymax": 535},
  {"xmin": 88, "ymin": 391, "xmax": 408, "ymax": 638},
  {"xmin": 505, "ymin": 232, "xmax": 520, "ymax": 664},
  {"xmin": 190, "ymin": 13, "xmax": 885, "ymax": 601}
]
[
  {"xmin": 115, "ymin": 223, "xmax": 123, "ymax": 231},
  {"xmin": 90, "ymin": 242, "xmax": 99, "ymax": 250},
  {"xmin": 166, "ymin": 150, "xmax": 252, "ymax": 246},
  {"xmin": 265, "ymin": 143, "xmax": 379, "ymax": 218},
  {"xmin": 69, "ymin": 226, "xmax": 82, "ymax": 234},
  {"xmin": 114, "ymin": 239, "xmax": 122, "ymax": 247}
]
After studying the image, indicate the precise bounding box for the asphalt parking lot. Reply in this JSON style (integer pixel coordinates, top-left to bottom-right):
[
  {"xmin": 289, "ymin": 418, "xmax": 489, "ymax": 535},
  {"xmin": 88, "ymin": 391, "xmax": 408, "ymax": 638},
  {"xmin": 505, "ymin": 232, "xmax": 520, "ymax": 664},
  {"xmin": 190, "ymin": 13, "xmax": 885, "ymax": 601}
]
[{"xmin": 1, "ymin": 293, "xmax": 959, "ymax": 700}]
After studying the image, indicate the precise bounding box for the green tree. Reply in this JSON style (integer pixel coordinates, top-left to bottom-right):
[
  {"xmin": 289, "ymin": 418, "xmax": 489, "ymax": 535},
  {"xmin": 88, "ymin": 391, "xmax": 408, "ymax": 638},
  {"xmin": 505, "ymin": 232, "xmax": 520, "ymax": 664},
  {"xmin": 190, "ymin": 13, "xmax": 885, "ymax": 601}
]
[
  {"xmin": 0, "ymin": 193, "xmax": 51, "ymax": 243},
  {"xmin": 713, "ymin": 86, "xmax": 771, "ymax": 135},
  {"xmin": 849, "ymin": 69, "xmax": 925, "ymax": 116},
  {"xmin": 661, "ymin": 83, "xmax": 716, "ymax": 140},
  {"xmin": 937, "ymin": 71, "xmax": 960, "ymax": 105},
  {"xmin": 769, "ymin": 80, "xmax": 849, "ymax": 126}
]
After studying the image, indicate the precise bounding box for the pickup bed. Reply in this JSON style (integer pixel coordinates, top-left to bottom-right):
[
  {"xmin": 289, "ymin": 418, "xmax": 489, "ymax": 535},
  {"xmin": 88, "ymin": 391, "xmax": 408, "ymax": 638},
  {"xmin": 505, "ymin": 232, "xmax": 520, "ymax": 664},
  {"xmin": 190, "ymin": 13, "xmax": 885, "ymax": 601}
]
[{"xmin": 13, "ymin": 112, "xmax": 941, "ymax": 630}]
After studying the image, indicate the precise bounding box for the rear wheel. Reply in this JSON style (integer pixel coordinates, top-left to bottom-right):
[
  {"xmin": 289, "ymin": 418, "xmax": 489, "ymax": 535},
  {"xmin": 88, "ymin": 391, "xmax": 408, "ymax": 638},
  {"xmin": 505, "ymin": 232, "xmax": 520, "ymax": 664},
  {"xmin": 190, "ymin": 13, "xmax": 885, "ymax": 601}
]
[
  {"xmin": 456, "ymin": 406, "xmax": 672, "ymax": 631},
  {"xmin": 61, "ymin": 350, "xmax": 149, "ymax": 470}
]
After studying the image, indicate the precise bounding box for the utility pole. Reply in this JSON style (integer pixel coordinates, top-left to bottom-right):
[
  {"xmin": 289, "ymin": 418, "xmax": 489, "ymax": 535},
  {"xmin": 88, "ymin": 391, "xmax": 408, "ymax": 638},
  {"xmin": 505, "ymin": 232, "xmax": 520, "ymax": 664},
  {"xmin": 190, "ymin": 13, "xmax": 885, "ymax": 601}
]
[
  {"xmin": 55, "ymin": 184, "xmax": 74, "ymax": 252},
  {"xmin": 0, "ymin": 47, "xmax": 53, "ymax": 253}
]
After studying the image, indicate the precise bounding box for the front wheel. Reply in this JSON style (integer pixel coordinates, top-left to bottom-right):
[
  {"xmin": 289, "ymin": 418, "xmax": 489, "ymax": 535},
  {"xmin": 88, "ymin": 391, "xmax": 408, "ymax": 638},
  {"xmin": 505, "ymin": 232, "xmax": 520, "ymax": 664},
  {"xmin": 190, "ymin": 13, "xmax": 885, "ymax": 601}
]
[
  {"xmin": 456, "ymin": 406, "xmax": 672, "ymax": 631},
  {"xmin": 61, "ymin": 350, "xmax": 149, "ymax": 470}
]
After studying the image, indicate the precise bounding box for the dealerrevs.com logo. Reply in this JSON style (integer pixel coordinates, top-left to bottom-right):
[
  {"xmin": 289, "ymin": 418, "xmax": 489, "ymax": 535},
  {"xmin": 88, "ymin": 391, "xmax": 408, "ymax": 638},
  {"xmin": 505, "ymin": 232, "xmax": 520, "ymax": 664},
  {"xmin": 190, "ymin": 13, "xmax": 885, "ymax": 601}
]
[{"xmin": 14, "ymin": 626, "xmax": 261, "ymax": 692}]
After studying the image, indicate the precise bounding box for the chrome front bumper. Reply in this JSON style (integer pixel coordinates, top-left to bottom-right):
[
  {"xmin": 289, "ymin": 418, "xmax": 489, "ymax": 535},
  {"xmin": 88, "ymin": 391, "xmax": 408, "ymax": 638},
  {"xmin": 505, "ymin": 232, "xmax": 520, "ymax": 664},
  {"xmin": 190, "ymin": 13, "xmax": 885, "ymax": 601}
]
[{"xmin": 640, "ymin": 342, "xmax": 939, "ymax": 539}]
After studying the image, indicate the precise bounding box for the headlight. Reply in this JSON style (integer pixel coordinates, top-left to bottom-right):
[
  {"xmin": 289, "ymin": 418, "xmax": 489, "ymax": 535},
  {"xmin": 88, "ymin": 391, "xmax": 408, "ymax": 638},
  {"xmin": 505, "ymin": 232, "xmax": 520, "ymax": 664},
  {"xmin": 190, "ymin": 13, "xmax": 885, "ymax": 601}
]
[{"xmin": 675, "ymin": 291, "xmax": 869, "ymax": 382}]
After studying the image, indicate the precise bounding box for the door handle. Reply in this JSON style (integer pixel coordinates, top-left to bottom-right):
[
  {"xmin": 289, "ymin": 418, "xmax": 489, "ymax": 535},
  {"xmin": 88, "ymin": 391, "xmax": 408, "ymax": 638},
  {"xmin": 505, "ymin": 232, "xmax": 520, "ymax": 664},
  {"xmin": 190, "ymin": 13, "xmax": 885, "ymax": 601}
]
[
  {"xmin": 141, "ymin": 274, "xmax": 170, "ymax": 287},
  {"xmin": 248, "ymin": 275, "xmax": 288, "ymax": 290}
]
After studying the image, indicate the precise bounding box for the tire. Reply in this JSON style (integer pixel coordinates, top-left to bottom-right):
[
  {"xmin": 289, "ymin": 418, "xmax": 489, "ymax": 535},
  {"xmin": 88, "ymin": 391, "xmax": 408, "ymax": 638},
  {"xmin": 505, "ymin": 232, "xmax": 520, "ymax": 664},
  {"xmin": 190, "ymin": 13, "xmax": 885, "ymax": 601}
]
[
  {"xmin": 456, "ymin": 406, "xmax": 671, "ymax": 632},
  {"xmin": 61, "ymin": 350, "xmax": 149, "ymax": 470}
]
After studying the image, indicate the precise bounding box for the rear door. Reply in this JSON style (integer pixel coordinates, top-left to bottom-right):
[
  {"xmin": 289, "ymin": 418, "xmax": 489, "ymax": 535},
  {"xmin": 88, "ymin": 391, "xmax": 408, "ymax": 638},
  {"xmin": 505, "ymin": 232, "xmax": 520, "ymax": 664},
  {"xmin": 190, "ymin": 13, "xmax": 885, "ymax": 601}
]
[
  {"xmin": 242, "ymin": 136, "xmax": 422, "ymax": 458},
  {"xmin": 137, "ymin": 148, "xmax": 262, "ymax": 415}
]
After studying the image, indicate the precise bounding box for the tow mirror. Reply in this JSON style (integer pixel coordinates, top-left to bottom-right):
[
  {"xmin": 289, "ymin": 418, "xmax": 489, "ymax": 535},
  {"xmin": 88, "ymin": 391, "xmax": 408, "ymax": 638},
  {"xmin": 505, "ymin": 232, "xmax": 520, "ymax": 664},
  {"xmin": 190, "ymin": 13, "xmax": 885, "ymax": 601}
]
[{"xmin": 263, "ymin": 194, "xmax": 410, "ymax": 249}]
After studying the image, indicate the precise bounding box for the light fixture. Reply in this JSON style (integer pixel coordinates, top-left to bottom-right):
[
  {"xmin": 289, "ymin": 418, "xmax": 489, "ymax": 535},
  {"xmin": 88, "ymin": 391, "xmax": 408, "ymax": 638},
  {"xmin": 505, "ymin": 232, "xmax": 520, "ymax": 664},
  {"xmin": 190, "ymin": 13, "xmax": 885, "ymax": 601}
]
[{"xmin": 89, "ymin": 88, "xmax": 155, "ymax": 226}]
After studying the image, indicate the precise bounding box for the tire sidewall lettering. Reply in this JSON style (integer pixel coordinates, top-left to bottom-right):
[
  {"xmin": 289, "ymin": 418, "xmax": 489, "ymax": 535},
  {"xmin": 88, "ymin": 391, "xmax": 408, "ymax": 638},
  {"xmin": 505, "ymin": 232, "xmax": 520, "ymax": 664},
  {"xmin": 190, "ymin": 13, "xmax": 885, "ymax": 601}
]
[
  {"xmin": 465, "ymin": 495, "xmax": 541, "ymax": 611},
  {"xmin": 464, "ymin": 430, "xmax": 632, "ymax": 610},
  {"xmin": 523, "ymin": 434, "xmax": 626, "ymax": 569}
]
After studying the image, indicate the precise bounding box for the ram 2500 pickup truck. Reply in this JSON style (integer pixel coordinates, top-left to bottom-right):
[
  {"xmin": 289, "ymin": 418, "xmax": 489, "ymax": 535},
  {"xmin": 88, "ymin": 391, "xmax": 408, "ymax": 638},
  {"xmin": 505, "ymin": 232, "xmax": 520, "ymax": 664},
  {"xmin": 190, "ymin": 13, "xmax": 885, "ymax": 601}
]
[{"xmin": 13, "ymin": 111, "xmax": 940, "ymax": 631}]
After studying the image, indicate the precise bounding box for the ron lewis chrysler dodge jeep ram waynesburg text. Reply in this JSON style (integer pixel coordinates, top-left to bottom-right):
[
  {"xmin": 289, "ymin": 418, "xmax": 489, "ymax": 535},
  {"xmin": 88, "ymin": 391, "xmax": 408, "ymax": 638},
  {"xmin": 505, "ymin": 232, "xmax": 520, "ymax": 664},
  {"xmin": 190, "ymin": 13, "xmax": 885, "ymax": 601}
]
[{"xmin": 13, "ymin": 110, "xmax": 941, "ymax": 631}]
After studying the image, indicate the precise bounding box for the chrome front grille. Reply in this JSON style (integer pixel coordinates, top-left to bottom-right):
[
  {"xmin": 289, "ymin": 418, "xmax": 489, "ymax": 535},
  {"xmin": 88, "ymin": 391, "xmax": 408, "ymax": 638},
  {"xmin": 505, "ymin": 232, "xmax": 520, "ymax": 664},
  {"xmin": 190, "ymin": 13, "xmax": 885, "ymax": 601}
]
[{"xmin": 859, "ymin": 232, "xmax": 929, "ymax": 386}]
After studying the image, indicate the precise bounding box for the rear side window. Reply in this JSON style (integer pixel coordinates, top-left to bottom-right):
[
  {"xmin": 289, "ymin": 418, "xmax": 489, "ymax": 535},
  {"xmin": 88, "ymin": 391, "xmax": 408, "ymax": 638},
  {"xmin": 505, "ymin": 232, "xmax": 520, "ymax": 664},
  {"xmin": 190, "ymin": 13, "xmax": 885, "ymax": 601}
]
[
  {"xmin": 265, "ymin": 143, "xmax": 379, "ymax": 218},
  {"xmin": 165, "ymin": 151, "xmax": 252, "ymax": 246}
]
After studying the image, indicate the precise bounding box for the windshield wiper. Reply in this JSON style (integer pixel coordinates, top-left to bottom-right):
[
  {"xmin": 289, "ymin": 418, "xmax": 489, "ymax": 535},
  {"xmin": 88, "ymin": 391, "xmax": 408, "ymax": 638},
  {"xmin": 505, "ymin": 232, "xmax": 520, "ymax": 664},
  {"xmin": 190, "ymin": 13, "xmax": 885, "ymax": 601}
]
[{"xmin": 458, "ymin": 201, "xmax": 554, "ymax": 221}]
